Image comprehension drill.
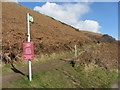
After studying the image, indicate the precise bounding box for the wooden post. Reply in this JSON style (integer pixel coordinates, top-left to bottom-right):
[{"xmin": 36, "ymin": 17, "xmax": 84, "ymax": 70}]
[{"xmin": 75, "ymin": 44, "xmax": 77, "ymax": 58}]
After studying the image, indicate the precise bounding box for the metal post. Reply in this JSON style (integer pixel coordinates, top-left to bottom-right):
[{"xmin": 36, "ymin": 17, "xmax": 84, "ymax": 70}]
[{"xmin": 27, "ymin": 13, "xmax": 32, "ymax": 81}]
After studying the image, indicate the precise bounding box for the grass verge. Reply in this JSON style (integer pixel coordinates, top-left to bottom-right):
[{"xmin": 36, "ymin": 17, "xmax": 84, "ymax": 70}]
[{"xmin": 7, "ymin": 63, "xmax": 118, "ymax": 88}]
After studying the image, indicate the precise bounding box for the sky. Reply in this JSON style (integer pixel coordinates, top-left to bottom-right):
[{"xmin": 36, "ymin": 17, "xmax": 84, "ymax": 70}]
[{"xmin": 17, "ymin": 2, "xmax": 118, "ymax": 40}]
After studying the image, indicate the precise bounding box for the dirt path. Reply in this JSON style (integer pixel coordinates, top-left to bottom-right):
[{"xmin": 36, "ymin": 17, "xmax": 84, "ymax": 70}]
[
  {"xmin": 2, "ymin": 58, "xmax": 119, "ymax": 88},
  {"xmin": 2, "ymin": 59, "xmax": 67, "ymax": 88},
  {"xmin": 111, "ymin": 79, "xmax": 120, "ymax": 89}
]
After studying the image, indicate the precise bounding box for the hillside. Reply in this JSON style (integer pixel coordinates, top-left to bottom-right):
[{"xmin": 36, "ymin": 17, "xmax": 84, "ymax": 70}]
[
  {"xmin": 2, "ymin": 2, "xmax": 117, "ymax": 63},
  {"xmin": 2, "ymin": 2, "xmax": 119, "ymax": 88}
]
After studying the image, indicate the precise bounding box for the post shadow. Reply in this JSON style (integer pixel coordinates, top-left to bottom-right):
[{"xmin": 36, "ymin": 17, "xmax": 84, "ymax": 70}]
[{"xmin": 11, "ymin": 63, "xmax": 27, "ymax": 77}]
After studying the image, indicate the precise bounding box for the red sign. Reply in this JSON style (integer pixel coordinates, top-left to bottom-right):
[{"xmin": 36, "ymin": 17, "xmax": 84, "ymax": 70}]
[{"xmin": 23, "ymin": 42, "xmax": 34, "ymax": 60}]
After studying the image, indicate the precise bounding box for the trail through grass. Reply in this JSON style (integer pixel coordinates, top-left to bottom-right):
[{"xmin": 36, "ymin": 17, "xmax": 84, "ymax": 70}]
[
  {"xmin": 3, "ymin": 43, "xmax": 119, "ymax": 88},
  {"xmin": 8, "ymin": 63, "xmax": 118, "ymax": 88}
]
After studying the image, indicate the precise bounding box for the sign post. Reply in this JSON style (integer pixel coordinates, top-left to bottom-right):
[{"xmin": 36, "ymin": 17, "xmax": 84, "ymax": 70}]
[
  {"xmin": 23, "ymin": 13, "xmax": 34, "ymax": 81},
  {"xmin": 27, "ymin": 13, "xmax": 32, "ymax": 81}
]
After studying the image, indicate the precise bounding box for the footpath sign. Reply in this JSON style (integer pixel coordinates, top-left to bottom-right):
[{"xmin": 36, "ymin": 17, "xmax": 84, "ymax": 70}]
[
  {"xmin": 23, "ymin": 42, "xmax": 34, "ymax": 60},
  {"xmin": 23, "ymin": 13, "xmax": 34, "ymax": 81}
]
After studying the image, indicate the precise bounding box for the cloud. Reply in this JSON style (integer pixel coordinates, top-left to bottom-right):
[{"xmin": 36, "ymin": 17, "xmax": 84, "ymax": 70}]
[
  {"xmin": 1, "ymin": 0, "xmax": 18, "ymax": 2},
  {"xmin": 34, "ymin": 2, "xmax": 101, "ymax": 33},
  {"xmin": 75, "ymin": 20, "xmax": 101, "ymax": 33},
  {"xmin": 0, "ymin": 0, "xmax": 10, "ymax": 2},
  {"xmin": 10, "ymin": 0, "xmax": 18, "ymax": 2}
]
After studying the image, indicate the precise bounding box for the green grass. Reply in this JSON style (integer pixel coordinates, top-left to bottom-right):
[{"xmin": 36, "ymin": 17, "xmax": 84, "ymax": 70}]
[
  {"xmin": 3, "ymin": 43, "xmax": 118, "ymax": 88},
  {"xmin": 34, "ymin": 50, "xmax": 74, "ymax": 64},
  {"xmin": 8, "ymin": 64, "xmax": 76, "ymax": 88},
  {"xmin": 7, "ymin": 63, "xmax": 118, "ymax": 88}
]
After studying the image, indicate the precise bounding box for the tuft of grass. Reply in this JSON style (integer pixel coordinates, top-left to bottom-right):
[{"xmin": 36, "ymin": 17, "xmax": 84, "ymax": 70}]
[{"xmin": 75, "ymin": 64, "xmax": 118, "ymax": 88}]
